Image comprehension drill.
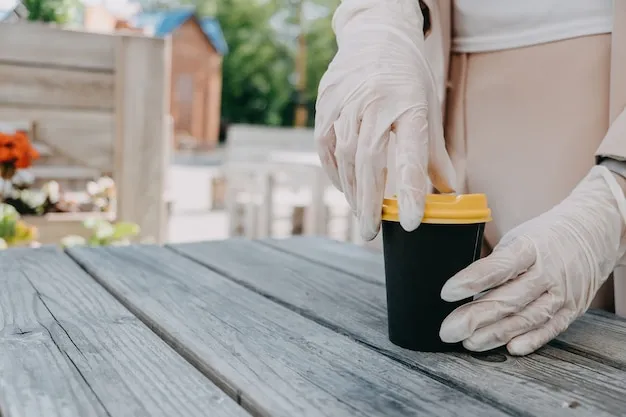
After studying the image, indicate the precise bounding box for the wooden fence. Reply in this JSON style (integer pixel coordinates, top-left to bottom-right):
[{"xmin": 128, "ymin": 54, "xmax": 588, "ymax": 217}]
[{"xmin": 0, "ymin": 22, "xmax": 171, "ymax": 243}]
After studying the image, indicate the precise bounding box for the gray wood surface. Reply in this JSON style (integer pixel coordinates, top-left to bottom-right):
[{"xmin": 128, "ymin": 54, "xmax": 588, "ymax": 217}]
[
  {"xmin": 0, "ymin": 247, "xmax": 248, "ymax": 417},
  {"xmin": 171, "ymin": 238, "xmax": 626, "ymax": 417},
  {"xmin": 0, "ymin": 22, "xmax": 116, "ymax": 71},
  {"xmin": 67, "ymin": 244, "xmax": 508, "ymax": 417},
  {"xmin": 264, "ymin": 238, "xmax": 626, "ymax": 367},
  {"xmin": 0, "ymin": 64, "xmax": 114, "ymax": 110},
  {"xmin": 553, "ymin": 310, "xmax": 626, "ymax": 368},
  {"xmin": 262, "ymin": 236, "xmax": 385, "ymax": 285}
]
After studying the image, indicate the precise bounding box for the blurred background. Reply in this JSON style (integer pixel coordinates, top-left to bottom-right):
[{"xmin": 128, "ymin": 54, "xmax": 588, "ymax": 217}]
[{"xmin": 0, "ymin": 0, "xmax": 368, "ymax": 250}]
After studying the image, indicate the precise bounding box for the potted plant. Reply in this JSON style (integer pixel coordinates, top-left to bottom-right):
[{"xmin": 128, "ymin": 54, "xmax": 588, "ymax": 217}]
[
  {"xmin": 61, "ymin": 218, "xmax": 140, "ymax": 247},
  {"xmin": 0, "ymin": 204, "xmax": 38, "ymax": 249}
]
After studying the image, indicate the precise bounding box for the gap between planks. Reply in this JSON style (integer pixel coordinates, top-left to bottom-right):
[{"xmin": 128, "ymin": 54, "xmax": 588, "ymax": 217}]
[
  {"xmin": 165, "ymin": 243, "xmax": 530, "ymax": 416},
  {"xmin": 0, "ymin": 59, "xmax": 114, "ymax": 74},
  {"xmin": 259, "ymin": 236, "xmax": 626, "ymax": 367},
  {"xmin": 68, "ymin": 244, "xmax": 510, "ymax": 417},
  {"xmin": 169, "ymin": 239, "xmax": 626, "ymax": 417},
  {"xmin": 1, "ymin": 246, "xmax": 248, "ymax": 417},
  {"xmin": 64, "ymin": 247, "xmax": 254, "ymax": 415}
]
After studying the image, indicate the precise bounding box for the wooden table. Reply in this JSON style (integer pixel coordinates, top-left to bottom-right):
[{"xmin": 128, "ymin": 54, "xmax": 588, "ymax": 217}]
[{"xmin": 3, "ymin": 237, "xmax": 626, "ymax": 417}]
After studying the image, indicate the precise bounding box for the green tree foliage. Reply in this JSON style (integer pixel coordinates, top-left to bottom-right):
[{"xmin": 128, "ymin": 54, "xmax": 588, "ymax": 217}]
[
  {"xmin": 186, "ymin": 0, "xmax": 338, "ymax": 127},
  {"xmin": 304, "ymin": 6, "xmax": 337, "ymax": 125},
  {"xmin": 22, "ymin": 0, "xmax": 73, "ymax": 23}
]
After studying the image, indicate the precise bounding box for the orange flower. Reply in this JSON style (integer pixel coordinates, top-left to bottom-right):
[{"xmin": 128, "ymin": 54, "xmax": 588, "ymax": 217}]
[
  {"xmin": 13, "ymin": 131, "xmax": 39, "ymax": 169},
  {"xmin": 0, "ymin": 131, "xmax": 39, "ymax": 169}
]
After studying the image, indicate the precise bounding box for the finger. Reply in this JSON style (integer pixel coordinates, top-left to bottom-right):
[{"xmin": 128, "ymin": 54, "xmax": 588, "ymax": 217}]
[
  {"xmin": 333, "ymin": 112, "xmax": 360, "ymax": 213},
  {"xmin": 506, "ymin": 308, "xmax": 576, "ymax": 356},
  {"xmin": 355, "ymin": 106, "xmax": 390, "ymax": 241},
  {"xmin": 441, "ymin": 236, "xmax": 537, "ymax": 302},
  {"xmin": 424, "ymin": 69, "xmax": 456, "ymax": 193},
  {"xmin": 462, "ymin": 292, "xmax": 560, "ymax": 352},
  {"xmin": 439, "ymin": 268, "xmax": 548, "ymax": 344},
  {"xmin": 315, "ymin": 123, "xmax": 342, "ymax": 191},
  {"xmin": 394, "ymin": 109, "xmax": 429, "ymax": 232},
  {"xmin": 314, "ymin": 93, "xmax": 342, "ymax": 191}
]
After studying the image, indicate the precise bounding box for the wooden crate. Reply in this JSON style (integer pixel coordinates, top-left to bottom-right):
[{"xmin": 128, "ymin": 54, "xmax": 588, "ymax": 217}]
[{"xmin": 0, "ymin": 22, "xmax": 170, "ymax": 243}]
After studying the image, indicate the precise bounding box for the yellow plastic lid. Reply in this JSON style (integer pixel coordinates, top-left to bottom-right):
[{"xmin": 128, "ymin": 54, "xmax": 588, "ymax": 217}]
[{"xmin": 382, "ymin": 194, "xmax": 492, "ymax": 224}]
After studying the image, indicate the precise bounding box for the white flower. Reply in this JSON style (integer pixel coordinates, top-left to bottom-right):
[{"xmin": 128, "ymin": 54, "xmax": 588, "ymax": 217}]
[
  {"xmin": 60, "ymin": 235, "xmax": 87, "ymax": 247},
  {"xmin": 83, "ymin": 217, "xmax": 99, "ymax": 229},
  {"xmin": 13, "ymin": 169, "xmax": 35, "ymax": 186},
  {"xmin": 98, "ymin": 176, "xmax": 115, "ymax": 190},
  {"xmin": 0, "ymin": 203, "xmax": 19, "ymax": 220},
  {"xmin": 94, "ymin": 222, "xmax": 115, "ymax": 240},
  {"xmin": 20, "ymin": 189, "xmax": 46, "ymax": 208},
  {"xmin": 87, "ymin": 181, "xmax": 101, "ymax": 196},
  {"xmin": 42, "ymin": 181, "xmax": 61, "ymax": 203}
]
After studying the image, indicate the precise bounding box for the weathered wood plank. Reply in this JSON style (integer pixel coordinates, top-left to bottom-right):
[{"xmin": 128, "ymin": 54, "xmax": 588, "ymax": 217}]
[
  {"xmin": 0, "ymin": 23, "xmax": 116, "ymax": 71},
  {"xmin": 171, "ymin": 238, "xmax": 626, "ymax": 417},
  {"xmin": 262, "ymin": 236, "xmax": 385, "ymax": 285},
  {"xmin": 265, "ymin": 238, "xmax": 626, "ymax": 367},
  {"xmin": 0, "ymin": 64, "xmax": 114, "ymax": 110},
  {"xmin": 552, "ymin": 310, "xmax": 626, "ymax": 368},
  {"xmin": 0, "ymin": 107, "xmax": 114, "ymax": 172},
  {"xmin": 114, "ymin": 35, "xmax": 169, "ymax": 243},
  {"xmin": 0, "ymin": 247, "xmax": 248, "ymax": 417},
  {"xmin": 30, "ymin": 165, "xmax": 101, "ymax": 180},
  {"xmin": 67, "ymin": 244, "xmax": 508, "ymax": 417}
]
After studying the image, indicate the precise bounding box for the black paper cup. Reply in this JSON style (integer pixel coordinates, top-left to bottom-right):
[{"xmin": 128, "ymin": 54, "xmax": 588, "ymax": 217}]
[{"xmin": 381, "ymin": 194, "xmax": 492, "ymax": 352}]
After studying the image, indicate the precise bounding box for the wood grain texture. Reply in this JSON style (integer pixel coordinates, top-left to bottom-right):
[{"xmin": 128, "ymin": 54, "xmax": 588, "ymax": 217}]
[
  {"xmin": 67, "ymin": 244, "xmax": 508, "ymax": 417},
  {"xmin": 114, "ymin": 35, "xmax": 169, "ymax": 243},
  {"xmin": 265, "ymin": 239, "xmax": 626, "ymax": 366},
  {"xmin": 171, "ymin": 238, "xmax": 626, "ymax": 417},
  {"xmin": 0, "ymin": 107, "xmax": 114, "ymax": 172},
  {"xmin": 0, "ymin": 247, "xmax": 248, "ymax": 417},
  {"xmin": 553, "ymin": 310, "xmax": 626, "ymax": 368},
  {"xmin": 262, "ymin": 236, "xmax": 385, "ymax": 285},
  {"xmin": 0, "ymin": 64, "xmax": 114, "ymax": 110},
  {"xmin": 0, "ymin": 22, "xmax": 116, "ymax": 71}
]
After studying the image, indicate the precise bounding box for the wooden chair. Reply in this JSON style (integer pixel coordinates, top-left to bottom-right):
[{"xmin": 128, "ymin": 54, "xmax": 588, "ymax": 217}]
[{"xmin": 222, "ymin": 124, "xmax": 353, "ymax": 240}]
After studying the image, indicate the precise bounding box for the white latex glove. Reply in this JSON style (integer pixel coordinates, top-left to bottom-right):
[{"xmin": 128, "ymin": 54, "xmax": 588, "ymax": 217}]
[
  {"xmin": 315, "ymin": 0, "xmax": 456, "ymax": 241},
  {"xmin": 439, "ymin": 166, "xmax": 626, "ymax": 356}
]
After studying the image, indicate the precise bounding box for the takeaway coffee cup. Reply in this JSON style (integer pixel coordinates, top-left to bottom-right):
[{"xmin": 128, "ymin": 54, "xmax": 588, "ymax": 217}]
[{"xmin": 381, "ymin": 194, "xmax": 492, "ymax": 352}]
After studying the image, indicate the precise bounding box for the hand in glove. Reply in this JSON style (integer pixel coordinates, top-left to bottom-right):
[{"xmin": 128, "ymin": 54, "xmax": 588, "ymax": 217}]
[
  {"xmin": 315, "ymin": 0, "xmax": 456, "ymax": 241},
  {"xmin": 439, "ymin": 166, "xmax": 626, "ymax": 356}
]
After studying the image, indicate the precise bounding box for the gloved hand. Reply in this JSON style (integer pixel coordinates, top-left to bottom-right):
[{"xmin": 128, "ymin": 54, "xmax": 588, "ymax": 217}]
[
  {"xmin": 315, "ymin": 0, "xmax": 456, "ymax": 241},
  {"xmin": 439, "ymin": 166, "xmax": 626, "ymax": 356}
]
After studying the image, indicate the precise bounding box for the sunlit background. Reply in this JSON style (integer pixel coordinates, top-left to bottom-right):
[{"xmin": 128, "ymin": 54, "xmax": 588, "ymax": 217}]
[{"xmin": 0, "ymin": 0, "xmax": 367, "ymax": 250}]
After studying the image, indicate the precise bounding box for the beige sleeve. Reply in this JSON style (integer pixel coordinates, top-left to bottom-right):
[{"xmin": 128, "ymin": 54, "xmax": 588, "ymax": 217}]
[
  {"xmin": 598, "ymin": 0, "xmax": 626, "ymax": 162},
  {"xmin": 596, "ymin": 108, "xmax": 626, "ymax": 162},
  {"xmin": 421, "ymin": 0, "xmax": 451, "ymax": 112}
]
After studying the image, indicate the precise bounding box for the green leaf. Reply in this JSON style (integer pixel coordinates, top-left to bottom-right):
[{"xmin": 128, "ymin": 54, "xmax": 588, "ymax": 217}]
[{"xmin": 112, "ymin": 222, "xmax": 140, "ymax": 240}]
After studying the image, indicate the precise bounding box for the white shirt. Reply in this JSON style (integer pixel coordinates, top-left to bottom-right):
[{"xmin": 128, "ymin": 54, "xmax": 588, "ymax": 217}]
[{"xmin": 452, "ymin": 0, "xmax": 614, "ymax": 53}]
